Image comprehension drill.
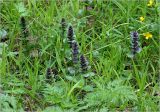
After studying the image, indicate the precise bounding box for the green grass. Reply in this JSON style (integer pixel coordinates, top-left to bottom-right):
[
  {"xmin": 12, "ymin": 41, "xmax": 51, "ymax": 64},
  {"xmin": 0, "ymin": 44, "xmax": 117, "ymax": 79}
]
[{"xmin": 0, "ymin": 0, "xmax": 159, "ymax": 111}]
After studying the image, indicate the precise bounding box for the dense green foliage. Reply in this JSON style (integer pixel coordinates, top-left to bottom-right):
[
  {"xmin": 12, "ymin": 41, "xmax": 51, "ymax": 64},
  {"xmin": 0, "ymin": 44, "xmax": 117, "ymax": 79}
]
[{"xmin": 0, "ymin": 0, "xmax": 159, "ymax": 111}]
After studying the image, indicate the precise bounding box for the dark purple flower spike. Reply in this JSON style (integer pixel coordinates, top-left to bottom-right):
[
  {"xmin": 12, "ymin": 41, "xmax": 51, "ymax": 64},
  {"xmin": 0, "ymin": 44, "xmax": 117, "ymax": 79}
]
[
  {"xmin": 80, "ymin": 54, "xmax": 88, "ymax": 72},
  {"xmin": 130, "ymin": 31, "xmax": 141, "ymax": 57},
  {"xmin": 46, "ymin": 68, "xmax": 53, "ymax": 80},
  {"xmin": 67, "ymin": 25, "xmax": 74, "ymax": 47},
  {"xmin": 72, "ymin": 41, "xmax": 79, "ymax": 64}
]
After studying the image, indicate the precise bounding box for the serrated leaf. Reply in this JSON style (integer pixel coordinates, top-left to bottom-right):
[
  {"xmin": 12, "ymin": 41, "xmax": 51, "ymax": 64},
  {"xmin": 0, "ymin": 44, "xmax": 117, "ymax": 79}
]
[
  {"xmin": 15, "ymin": 2, "xmax": 28, "ymax": 16},
  {"xmin": 83, "ymin": 79, "xmax": 137, "ymax": 108},
  {"xmin": 15, "ymin": 3, "xmax": 26, "ymax": 13}
]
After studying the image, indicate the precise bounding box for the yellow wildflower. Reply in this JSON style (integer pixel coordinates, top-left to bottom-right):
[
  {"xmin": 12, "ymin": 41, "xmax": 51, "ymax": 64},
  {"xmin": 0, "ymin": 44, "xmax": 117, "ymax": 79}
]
[
  {"xmin": 143, "ymin": 32, "xmax": 153, "ymax": 39},
  {"xmin": 139, "ymin": 16, "xmax": 145, "ymax": 22},
  {"xmin": 147, "ymin": 0, "xmax": 154, "ymax": 6}
]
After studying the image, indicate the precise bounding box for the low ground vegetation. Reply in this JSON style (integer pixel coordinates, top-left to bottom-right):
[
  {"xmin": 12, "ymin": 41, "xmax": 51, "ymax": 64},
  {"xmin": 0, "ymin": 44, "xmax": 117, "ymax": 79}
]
[{"xmin": 0, "ymin": 0, "xmax": 159, "ymax": 111}]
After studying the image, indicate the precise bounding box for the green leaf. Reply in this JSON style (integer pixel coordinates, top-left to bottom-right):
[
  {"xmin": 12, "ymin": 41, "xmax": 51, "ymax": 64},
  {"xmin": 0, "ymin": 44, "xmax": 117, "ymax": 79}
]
[
  {"xmin": 68, "ymin": 79, "xmax": 84, "ymax": 96},
  {"xmin": 15, "ymin": 2, "xmax": 28, "ymax": 16},
  {"xmin": 83, "ymin": 85, "xmax": 94, "ymax": 92},
  {"xmin": 0, "ymin": 93, "xmax": 21, "ymax": 111},
  {"xmin": 67, "ymin": 67, "xmax": 76, "ymax": 75},
  {"xmin": 83, "ymin": 79, "xmax": 137, "ymax": 108},
  {"xmin": 7, "ymin": 51, "xmax": 19, "ymax": 57},
  {"xmin": 43, "ymin": 106, "xmax": 63, "ymax": 112},
  {"xmin": 0, "ymin": 29, "xmax": 7, "ymax": 38},
  {"xmin": 65, "ymin": 75, "xmax": 77, "ymax": 82},
  {"xmin": 83, "ymin": 72, "xmax": 95, "ymax": 78}
]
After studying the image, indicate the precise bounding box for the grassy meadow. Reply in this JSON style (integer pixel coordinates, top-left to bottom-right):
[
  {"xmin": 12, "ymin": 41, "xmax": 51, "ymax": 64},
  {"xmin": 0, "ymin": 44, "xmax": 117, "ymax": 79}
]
[{"xmin": 0, "ymin": 0, "xmax": 160, "ymax": 111}]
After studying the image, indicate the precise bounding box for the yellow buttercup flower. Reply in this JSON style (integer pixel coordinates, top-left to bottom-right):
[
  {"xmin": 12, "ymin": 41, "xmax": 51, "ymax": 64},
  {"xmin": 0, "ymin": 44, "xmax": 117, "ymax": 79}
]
[
  {"xmin": 139, "ymin": 16, "xmax": 145, "ymax": 22},
  {"xmin": 147, "ymin": 0, "xmax": 154, "ymax": 6},
  {"xmin": 143, "ymin": 32, "xmax": 153, "ymax": 39}
]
